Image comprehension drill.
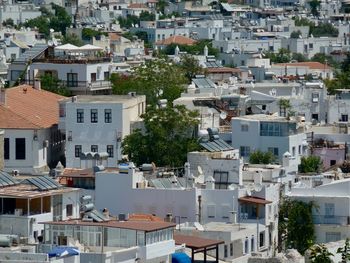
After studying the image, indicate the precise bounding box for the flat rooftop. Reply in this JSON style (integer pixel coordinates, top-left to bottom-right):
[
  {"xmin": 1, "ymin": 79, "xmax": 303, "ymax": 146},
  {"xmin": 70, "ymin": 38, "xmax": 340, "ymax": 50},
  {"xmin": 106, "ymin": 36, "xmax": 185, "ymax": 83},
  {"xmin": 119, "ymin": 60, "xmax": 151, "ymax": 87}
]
[
  {"xmin": 61, "ymin": 95, "xmax": 145, "ymax": 104},
  {"xmin": 233, "ymin": 114, "xmax": 289, "ymax": 122}
]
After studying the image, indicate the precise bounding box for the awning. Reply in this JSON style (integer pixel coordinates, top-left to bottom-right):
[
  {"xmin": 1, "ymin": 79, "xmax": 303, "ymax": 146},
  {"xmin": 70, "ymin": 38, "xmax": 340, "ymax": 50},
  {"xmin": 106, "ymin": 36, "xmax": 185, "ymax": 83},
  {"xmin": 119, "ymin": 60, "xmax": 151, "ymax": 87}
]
[
  {"xmin": 48, "ymin": 246, "xmax": 79, "ymax": 258},
  {"xmin": 79, "ymin": 44, "xmax": 103, "ymax": 51},
  {"xmin": 239, "ymin": 196, "xmax": 272, "ymax": 205},
  {"xmin": 55, "ymin": 44, "xmax": 79, "ymax": 51}
]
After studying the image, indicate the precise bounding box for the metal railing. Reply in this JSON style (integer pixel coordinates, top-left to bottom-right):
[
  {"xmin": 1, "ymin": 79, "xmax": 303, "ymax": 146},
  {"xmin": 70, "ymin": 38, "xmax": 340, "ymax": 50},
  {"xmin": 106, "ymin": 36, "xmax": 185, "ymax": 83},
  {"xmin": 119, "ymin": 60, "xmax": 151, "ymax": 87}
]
[
  {"xmin": 32, "ymin": 56, "xmax": 112, "ymax": 64},
  {"xmin": 313, "ymin": 215, "xmax": 350, "ymax": 225},
  {"xmin": 61, "ymin": 80, "xmax": 112, "ymax": 91}
]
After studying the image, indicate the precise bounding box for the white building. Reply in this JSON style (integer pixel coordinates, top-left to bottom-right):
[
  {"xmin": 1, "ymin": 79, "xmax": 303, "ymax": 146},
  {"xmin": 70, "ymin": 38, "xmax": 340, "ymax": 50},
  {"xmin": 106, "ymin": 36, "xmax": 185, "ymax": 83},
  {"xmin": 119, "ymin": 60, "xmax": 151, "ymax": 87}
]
[
  {"xmin": 231, "ymin": 114, "xmax": 308, "ymax": 163},
  {"xmin": 327, "ymin": 89, "xmax": 350, "ymax": 124},
  {"xmin": 59, "ymin": 94, "xmax": 146, "ymax": 168},
  {"xmin": 28, "ymin": 44, "xmax": 113, "ymax": 95},
  {"xmin": 94, "ymin": 162, "xmax": 280, "ymax": 262},
  {"xmin": 0, "ymin": 172, "xmax": 80, "ymax": 243},
  {"xmin": 288, "ymin": 179, "xmax": 350, "ymax": 243},
  {"xmin": 0, "ymin": 85, "xmax": 65, "ymax": 175}
]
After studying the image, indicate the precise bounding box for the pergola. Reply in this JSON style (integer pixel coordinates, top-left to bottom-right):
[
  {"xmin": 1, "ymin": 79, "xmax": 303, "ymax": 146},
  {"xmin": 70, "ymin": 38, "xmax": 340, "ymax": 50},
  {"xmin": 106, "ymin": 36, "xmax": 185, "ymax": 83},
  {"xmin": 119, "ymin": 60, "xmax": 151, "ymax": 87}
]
[{"xmin": 174, "ymin": 234, "xmax": 224, "ymax": 263}]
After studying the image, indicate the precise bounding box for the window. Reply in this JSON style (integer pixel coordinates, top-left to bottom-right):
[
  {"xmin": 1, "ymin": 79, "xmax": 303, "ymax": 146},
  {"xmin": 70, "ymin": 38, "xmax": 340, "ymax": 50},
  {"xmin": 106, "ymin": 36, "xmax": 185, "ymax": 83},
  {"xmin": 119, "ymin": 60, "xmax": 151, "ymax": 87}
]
[
  {"xmin": 326, "ymin": 232, "xmax": 341, "ymax": 242},
  {"xmin": 298, "ymin": 145, "xmax": 301, "ymax": 155},
  {"xmin": 292, "ymin": 146, "xmax": 296, "ymax": 156},
  {"xmin": 77, "ymin": 109, "xmax": 84, "ymax": 123},
  {"xmin": 4, "ymin": 138, "xmax": 9, "ymax": 160},
  {"xmin": 105, "ymin": 109, "xmax": 112, "ymax": 123},
  {"xmin": 104, "ymin": 71, "xmax": 110, "ymax": 80},
  {"xmin": 241, "ymin": 124, "xmax": 249, "ymax": 132},
  {"xmin": 67, "ymin": 73, "xmax": 78, "ymax": 87},
  {"xmin": 213, "ymin": 171, "xmax": 229, "ymax": 189},
  {"xmin": 207, "ymin": 205, "xmax": 216, "ymax": 218},
  {"xmin": 268, "ymin": 147, "xmax": 279, "ymax": 157},
  {"xmin": 309, "ymin": 43, "xmax": 313, "ymax": 49},
  {"xmin": 91, "ymin": 109, "xmax": 98, "ymax": 123},
  {"xmin": 341, "ymin": 114, "xmax": 348, "ymax": 122},
  {"xmin": 66, "ymin": 204, "xmax": 73, "ymax": 217},
  {"xmin": 259, "ymin": 232, "xmax": 264, "ymax": 247},
  {"xmin": 240, "ymin": 146, "xmax": 250, "ymax": 157},
  {"xmin": 91, "ymin": 145, "xmax": 98, "ymax": 152},
  {"xmin": 325, "ymin": 203, "xmax": 335, "ymax": 218},
  {"xmin": 107, "ymin": 145, "xmax": 114, "ymax": 158},
  {"xmin": 15, "ymin": 138, "xmax": 25, "ymax": 160},
  {"xmin": 230, "ymin": 243, "xmax": 233, "ymax": 256},
  {"xmin": 330, "ymin": 160, "xmax": 336, "ymax": 166},
  {"xmin": 224, "ymin": 245, "xmax": 228, "ymax": 258},
  {"xmin": 312, "ymin": 93, "xmax": 319, "ymax": 103},
  {"xmin": 312, "ymin": 113, "xmax": 319, "ymax": 121},
  {"xmin": 91, "ymin": 73, "xmax": 97, "ymax": 82},
  {"xmin": 75, "ymin": 145, "xmax": 82, "ymax": 158}
]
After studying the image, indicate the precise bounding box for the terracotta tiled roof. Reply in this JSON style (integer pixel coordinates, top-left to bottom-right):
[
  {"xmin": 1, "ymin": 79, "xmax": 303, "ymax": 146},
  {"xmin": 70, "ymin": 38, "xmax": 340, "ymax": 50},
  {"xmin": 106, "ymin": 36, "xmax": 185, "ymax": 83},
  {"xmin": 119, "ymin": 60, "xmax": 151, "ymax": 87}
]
[
  {"xmin": 129, "ymin": 213, "xmax": 164, "ymax": 222},
  {"xmin": 0, "ymin": 85, "xmax": 65, "ymax": 129},
  {"xmin": 108, "ymin": 32, "xmax": 121, "ymax": 41},
  {"xmin": 128, "ymin": 3, "xmax": 148, "ymax": 8},
  {"xmin": 273, "ymin": 61, "xmax": 332, "ymax": 70},
  {"xmin": 155, "ymin": 35, "xmax": 197, "ymax": 46},
  {"xmin": 206, "ymin": 67, "xmax": 242, "ymax": 73}
]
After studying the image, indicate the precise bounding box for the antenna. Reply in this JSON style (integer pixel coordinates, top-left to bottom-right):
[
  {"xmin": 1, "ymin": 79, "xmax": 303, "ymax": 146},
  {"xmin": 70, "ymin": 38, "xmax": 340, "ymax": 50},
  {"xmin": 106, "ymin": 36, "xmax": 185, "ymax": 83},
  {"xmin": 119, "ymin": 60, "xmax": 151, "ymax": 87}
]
[
  {"xmin": 220, "ymin": 111, "xmax": 228, "ymax": 120},
  {"xmin": 254, "ymin": 183, "xmax": 263, "ymax": 192}
]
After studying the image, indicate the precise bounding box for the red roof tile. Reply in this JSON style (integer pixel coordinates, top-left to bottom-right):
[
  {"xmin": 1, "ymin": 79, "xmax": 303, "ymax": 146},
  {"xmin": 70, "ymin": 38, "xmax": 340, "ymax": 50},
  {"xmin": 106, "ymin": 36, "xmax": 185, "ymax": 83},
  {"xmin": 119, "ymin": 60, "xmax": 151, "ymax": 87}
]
[
  {"xmin": 0, "ymin": 85, "xmax": 65, "ymax": 129},
  {"xmin": 156, "ymin": 35, "xmax": 197, "ymax": 46},
  {"xmin": 273, "ymin": 62, "xmax": 332, "ymax": 70},
  {"xmin": 128, "ymin": 3, "xmax": 148, "ymax": 8}
]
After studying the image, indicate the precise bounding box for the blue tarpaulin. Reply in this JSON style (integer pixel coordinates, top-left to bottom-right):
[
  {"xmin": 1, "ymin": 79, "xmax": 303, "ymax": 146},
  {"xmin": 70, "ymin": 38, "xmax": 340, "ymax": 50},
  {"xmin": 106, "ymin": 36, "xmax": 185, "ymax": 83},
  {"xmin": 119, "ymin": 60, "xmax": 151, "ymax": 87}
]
[
  {"xmin": 172, "ymin": 252, "xmax": 191, "ymax": 263},
  {"xmin": 48, "ymin": 246, "xmax": 80, "ymax": 258}
]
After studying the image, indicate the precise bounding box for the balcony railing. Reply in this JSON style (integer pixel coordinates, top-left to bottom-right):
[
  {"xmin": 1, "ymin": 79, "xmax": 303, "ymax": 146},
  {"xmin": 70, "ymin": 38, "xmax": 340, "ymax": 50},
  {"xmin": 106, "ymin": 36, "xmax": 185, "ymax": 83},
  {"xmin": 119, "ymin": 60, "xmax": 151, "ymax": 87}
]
[
  {"xmin": 32, "ymin": 56, "xmax": 112, "ymax": 64},
  {"xmin": 313, "ymin": 215, "xmax": 350, "ymax": 225},
  {"xmin": 61, "ymin": 80, "xmax": 112, "ymax": 91}
]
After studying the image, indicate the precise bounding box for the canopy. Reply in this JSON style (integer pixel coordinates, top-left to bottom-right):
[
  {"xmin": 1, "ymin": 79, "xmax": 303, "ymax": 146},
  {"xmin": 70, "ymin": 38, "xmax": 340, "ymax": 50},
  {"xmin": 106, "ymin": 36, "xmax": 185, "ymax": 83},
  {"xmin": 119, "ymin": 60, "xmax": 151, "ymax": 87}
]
[
  {"xmin": 48, "ymin": 246, "xmax": 79, "ymax": 258},
  {"xmin": 172, "ymin": 253, "xmax": 191, "ymax": 263},
  {"xmin": 79, "ymin": 44, "xmax": 103, "ymax": 51},
  {"xmin": 55, "ymin": 44, "xmax": 79, "ymax": 51}
]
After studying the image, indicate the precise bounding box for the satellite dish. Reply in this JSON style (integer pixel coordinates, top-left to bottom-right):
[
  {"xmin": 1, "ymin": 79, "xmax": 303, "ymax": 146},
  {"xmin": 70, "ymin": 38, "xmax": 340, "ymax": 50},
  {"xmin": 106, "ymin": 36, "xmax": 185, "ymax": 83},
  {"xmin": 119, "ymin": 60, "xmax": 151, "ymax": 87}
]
[
  {"xmin": 53, "ymin": 39, "xmax": 58, "ymax": 46},
  {"xmin": 197, "ymin": 166, "xmax": 203, "ymax": 176},
  {"xmin": 48, "ymin": 40, "xmax": 53, "ymax": 47},
  {"xmin": 246, "ymin": 188, "xmax": 251, "ymax": 196},
  {"xmin": 49, "ymin": 28, "xmax": 54, "ymax": 33},
  {"xmin": 220, "ymin": 111, "xmax": 228, "ymax": 120}
]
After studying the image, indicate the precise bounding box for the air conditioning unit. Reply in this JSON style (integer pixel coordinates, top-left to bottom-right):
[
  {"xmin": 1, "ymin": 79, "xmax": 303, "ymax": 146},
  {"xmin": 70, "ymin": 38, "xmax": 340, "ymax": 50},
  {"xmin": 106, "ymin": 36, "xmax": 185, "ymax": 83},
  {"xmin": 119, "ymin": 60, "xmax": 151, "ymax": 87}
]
[{"xmin": 68, "ymin": 136, "xmax": 72, "ymax": 141}]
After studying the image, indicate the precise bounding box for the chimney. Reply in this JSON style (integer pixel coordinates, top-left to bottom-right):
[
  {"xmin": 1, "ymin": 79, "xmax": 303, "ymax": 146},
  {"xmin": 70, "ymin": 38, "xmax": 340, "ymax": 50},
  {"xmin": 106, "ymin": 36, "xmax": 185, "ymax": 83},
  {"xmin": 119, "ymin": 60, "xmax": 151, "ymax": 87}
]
[
  {"xmin": 0, "ymin": 87, "xmax": 5, "ymax": 105},
  {"xmin": 34, "ymin": 78, "xmax": 41, "ymax": 90}
]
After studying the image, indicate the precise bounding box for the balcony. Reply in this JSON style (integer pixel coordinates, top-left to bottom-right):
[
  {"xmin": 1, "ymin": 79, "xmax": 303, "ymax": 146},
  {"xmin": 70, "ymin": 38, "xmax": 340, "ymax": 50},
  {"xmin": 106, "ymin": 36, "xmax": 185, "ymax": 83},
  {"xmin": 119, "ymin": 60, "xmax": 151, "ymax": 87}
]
[
  {"xmin": 61, "ymin": 80, "xmax": 112, "ymax": 92},
  {"xmin": 33, "ymin": 56, "xmax": 112, "ymax": 64},
  {"xmin": 313, "ymin": 215, "xmax": 350, "ymax": 225}
]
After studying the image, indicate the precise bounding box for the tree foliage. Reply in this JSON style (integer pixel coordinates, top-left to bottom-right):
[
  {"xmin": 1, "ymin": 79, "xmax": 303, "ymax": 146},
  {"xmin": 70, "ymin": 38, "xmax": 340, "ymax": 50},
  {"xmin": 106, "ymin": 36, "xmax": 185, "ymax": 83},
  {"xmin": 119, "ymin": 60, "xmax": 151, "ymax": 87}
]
[
  {"xmin": 311, "ymin": 53, "xmax": 338, "ymax": 68},
  {"xmin": 161, "ymin": 40, "xmax": 219, "ymax": 57},
  {"xmin": 337, "ymin": 238, "xmax": 350, "ymax": 263},
  {"xmin": 122, "ymin": 105, "xmax": 200, "ymax": 167},
  {"xmin": 249, "ymin": 150, "xmax": 275, "ymax": 164},
  {"xmin": 293, "ymin": 17, "xmax": 338, "ymax": 37},
  {"xmin": 24, "ymin": 3, "xmax": 72, "ymax": 38},
  {"xmin": 309, "ymin": 244, "xmax": 333, "ymax": 263},
  {"xmin": 278, "ymin": 198, "xmax": 315, "ymax": 254},
  {"xmin": 309, "ymin": 0, "xmax": 321, "ymax": 17},
  {"xmin": 2, "ymin": 18, "xmax": 14, "ymax": 27},
  {"xmin": 299, "ymin": 156, "xmax": 323, "ymax": 173},
  {"xmin": 40, "ymin": 73, "xmax": 72, "ymax": 96},
  {"xmin": 111, "ymin": 58, "xmax": 187, "ymax": 106},
  {"xmin": 290, "ymin": 30, "xmax": 302, "ymax": 39},
  {"xmin": 62, "ymin": 33, "xmax": 84, "ymax": 46},
  {"xmin": 118, "ymin": 15, "xmax": 140, "ymax": 28},
  {"xmin": 82, "ymin": 28, "xmax": 107, "ymax": 40},
  {"xmin": 178, "ymin": 54, "xmax": 205, "ymax": 83}
]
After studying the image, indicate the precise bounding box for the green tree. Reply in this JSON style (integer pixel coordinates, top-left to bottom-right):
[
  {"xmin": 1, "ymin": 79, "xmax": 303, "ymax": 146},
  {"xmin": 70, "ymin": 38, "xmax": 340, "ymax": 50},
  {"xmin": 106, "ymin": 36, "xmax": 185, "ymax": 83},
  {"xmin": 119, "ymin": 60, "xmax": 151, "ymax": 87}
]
[
  {"xmin": 292, "ymin": 52, "xmax": 308, "ymax": 62},
  {"xmin": 111, "ymin": 58, "xmax": 187, "ymax": 105},
  {"xmin": 139, "ymin": 11, "xmax": 155, "ymax": 21},
  {"xmin": 294, "ymin": 17, "xmax": 314, "ymax": 27},
  {"xmin": 249, "ymin": 150, "xmax": 275, "ymax": 164},
  {"xmin": 117, "ymin": 15, "xmax": 140, "ymax": 28},
  {"xmin": 82, "ymin": 28, "xmax": 107, "ymax": 41},
  {"xmin": 337, "ymin": 238, "xmax": 350, "ymax": 263},
  {"xmin": 62, "ymin": 33, "xmax": 83, "ymax": 46},
  {"xmin": 290, "ymin": 30, "xmax": 302, "ymax": 39},
  {"xmin": 178, "ymin": 54, "xmax": 205, "ymax": 83},
  {"xmin": 311, "ymin": 53, "xmax": 338, "ymax": 68},
  {"xmin": 156, "ymin": 0, "xmax": 168, "ymax": 13},
  {"xmin": 311, "ymin": 23, "xmax": 339, "ymax": 37},
  {"xmin": 309, "ymin": 244, "xmax": 333, "ymax": 263},
  {"xmin": 122, "ymin": 105, "xmax": 200, "ymax": 167},
  {"xmin": 299, "ymin": 156, "xmax": 323, "ymax": 173},
  {"xmin": 278, "ymin": 98, "xmax": 291, "ymax": 117},
  {"xmin": 2, "ymin": 18, "xmax": 14, "ymax": 27},
  {"xmin": 40, "ymin": 73, "xmax": 72, "ymax": 96},
  {"xmin": 278, "ymin": 198, "xmax": 315, "ymax": 254},
  {"xmin": 162, "ymin": 40, "xmax": 219, "ymax": 57},
  {"xmin": 264, "ymin": 48, "xmax": 291, "ymax": 63},
  {"xmin": 309, "ymin": 0, "xmax": 321, "ymax": 17}
]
